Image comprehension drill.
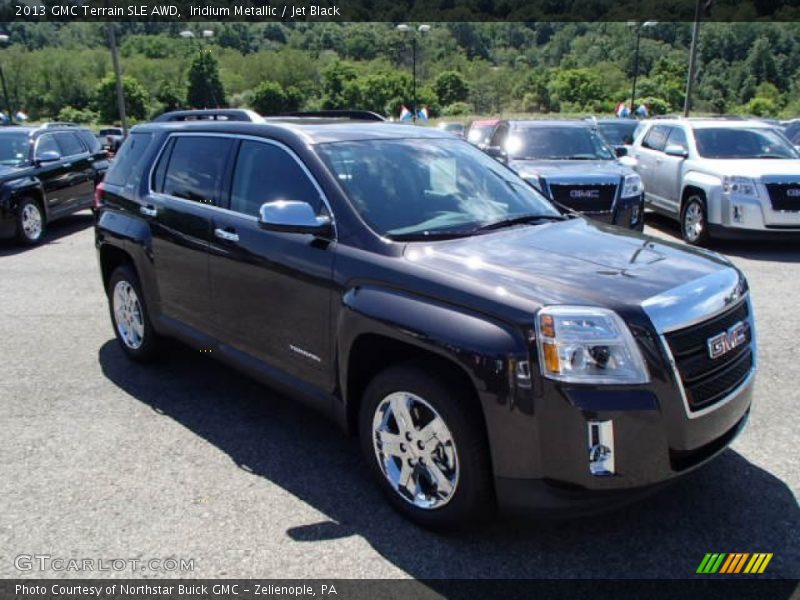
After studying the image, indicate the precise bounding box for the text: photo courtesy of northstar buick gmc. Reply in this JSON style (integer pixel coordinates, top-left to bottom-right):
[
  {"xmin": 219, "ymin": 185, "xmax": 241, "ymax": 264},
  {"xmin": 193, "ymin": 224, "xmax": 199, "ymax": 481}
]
[{"xmin": 95, "ymin": 115, "xmax": 755, "ymax": 528}]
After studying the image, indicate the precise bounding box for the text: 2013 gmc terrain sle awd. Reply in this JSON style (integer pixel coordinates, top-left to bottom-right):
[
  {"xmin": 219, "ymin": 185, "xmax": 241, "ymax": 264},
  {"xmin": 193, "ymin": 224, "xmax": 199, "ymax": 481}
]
[{"xmin": 95, "ymin": 114, "xmax": 755, "ymax": 528}]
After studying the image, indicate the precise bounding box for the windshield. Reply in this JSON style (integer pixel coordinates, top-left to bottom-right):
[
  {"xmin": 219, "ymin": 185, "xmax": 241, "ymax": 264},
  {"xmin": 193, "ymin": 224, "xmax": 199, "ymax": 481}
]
[
  {"xmin": 0, "ymin": 132, "xmax": 31, "ymax": 166},
  {"xmin": 505, "ymin": 126, "xmax": 615, "ymax": 160},
  {"xmin": 316, "ymin": 137, "xmax": 560, "ymax": 239},
  {"xmin": 694, "ymin": 127, "xmax": 799, "ymax": 159},
  {"xmin": 596, "ymin": 121, "xmax": 637, "ymax": 146}
]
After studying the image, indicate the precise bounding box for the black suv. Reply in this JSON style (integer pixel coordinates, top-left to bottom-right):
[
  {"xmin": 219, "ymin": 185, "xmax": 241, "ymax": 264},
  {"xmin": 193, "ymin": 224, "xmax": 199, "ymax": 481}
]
[
  {"xmin": 95, "ymin": 115, "xmax": 755, "ymax": 527},
  {"xmin": 0, "ymin": 125, "xmax": 108, "ymax": 244}
]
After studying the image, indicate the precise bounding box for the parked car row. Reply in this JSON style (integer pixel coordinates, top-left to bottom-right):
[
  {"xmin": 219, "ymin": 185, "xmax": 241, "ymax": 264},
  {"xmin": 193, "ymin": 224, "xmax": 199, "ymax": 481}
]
[{"xmin": 91, "ymin": 109, "xmax": 756, "ymax": 528}]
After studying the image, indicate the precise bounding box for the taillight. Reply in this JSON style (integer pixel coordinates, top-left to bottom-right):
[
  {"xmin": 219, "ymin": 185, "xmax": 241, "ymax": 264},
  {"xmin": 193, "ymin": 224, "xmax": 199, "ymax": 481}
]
[{"xmin": 94, "ymin": 181, "xmax": 105, "ymax": 210}]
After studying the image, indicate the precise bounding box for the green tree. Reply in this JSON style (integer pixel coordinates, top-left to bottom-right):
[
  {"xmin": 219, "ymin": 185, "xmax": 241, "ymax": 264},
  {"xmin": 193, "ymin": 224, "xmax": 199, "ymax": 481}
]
[
  {"xmin": 186, "ymin": 50, "xmax": 227, "ymax": 109},
  {"xmin": 251, "ymin": 81, "xmax": 301, "ymax": 115},
  {"xmin": 433, "ymin": 71, "xmax": 470, "ymax": 106},
  {"xmin": 548, "ymin": 68, "xmax": 603, "ymax": 110},
  {"xmin": 321, "ymin": 61, "xmax": 358, "ymax": 109},
  {"xmin": 93, "ymin": 75, "xmax": 149, "ymax": 123},
  {"xmin": 155, "ymin": 81, "xmax": 183, "ymax": 113}
]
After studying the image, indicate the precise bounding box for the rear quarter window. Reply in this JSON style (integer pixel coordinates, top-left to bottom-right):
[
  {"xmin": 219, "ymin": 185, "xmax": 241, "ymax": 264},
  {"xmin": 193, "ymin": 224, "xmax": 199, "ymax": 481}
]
[{"xmin": 104, "ymin": 132, "xmax": 154, "ymax": 187}]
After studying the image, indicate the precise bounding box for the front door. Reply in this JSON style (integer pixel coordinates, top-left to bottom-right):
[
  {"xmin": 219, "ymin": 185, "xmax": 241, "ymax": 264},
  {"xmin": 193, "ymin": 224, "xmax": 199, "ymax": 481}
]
[
  {"xmin": 33, "ymin": 133, "xmax": 81, "ymax": 218},
  {"xmin": 208, "ymin": 138, "xmax": 335, "ymax": 392}
]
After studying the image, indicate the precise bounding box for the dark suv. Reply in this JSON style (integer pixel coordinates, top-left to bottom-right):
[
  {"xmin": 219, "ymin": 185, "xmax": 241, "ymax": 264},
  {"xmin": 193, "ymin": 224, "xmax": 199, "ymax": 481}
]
[
  {"xmin": 95, "ymin": 116, "xmax": 755, "ymax": 528},
  {"xmin": 0, "ymin": 125, "xmax": 108, "ymax": 244}
]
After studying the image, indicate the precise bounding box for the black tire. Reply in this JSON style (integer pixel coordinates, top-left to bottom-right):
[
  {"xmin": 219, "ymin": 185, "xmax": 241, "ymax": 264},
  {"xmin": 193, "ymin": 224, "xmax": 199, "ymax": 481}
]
[
  {"xmin": 359, "ymin": 364, "xmax": 494, "ymax": 529},
  {"xmin": 15, "ymin": 196, "xmax": 46, "ymax": 245},
  {"xmin": 107, "ymin": 265, "xmax": 159, "ymax": 362},
  {"xmin": 680, "ymin": 195, "xmax": 711, "ymax": 246}
]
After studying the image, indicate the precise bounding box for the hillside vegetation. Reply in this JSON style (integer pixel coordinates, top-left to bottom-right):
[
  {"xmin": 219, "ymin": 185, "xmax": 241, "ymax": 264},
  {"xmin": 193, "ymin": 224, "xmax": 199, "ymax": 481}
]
[{"xmin": 1, "ymin": 22, "xmax": 799, "ymax": 123}]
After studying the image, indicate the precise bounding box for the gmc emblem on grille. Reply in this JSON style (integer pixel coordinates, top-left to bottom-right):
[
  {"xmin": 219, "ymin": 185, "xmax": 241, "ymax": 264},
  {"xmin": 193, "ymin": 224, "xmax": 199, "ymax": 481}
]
[
  {"xmin": 707, "ymin": 321, "xmax": 749, "ymax": 359},
  {"xmin": 786, "ymin": 188, "xmax": 800, "ymax": 197},
  {"xmin": 569, "ymin": 189, "xmax": 600, "ymax": 199}
]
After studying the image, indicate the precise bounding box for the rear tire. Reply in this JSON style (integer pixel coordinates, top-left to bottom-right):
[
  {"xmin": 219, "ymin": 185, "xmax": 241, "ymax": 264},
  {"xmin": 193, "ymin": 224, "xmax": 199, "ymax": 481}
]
[
  {"xmin": 16, "ymin": 197, "xmax": 46, "ymax": 245},
  {"xmin": 359, "ymin": 364, "xmax": 494, "ymax": 529},
  {"xmin": 681, "ymin": 195, "xmax": 710, "ymax": 246},
  {"xmin": 108, "ymin": 265, "xmax": 159, "ymax": 362}
]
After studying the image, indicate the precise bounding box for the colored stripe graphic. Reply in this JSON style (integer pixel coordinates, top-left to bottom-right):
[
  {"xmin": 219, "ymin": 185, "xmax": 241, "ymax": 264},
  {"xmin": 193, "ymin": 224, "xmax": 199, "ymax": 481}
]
[
  {"xmin": 700, "ymin": 553, "xmax": 774, "ymax": 575},
  {"xmin": 697, "ymin": 553, "xmax": 727, "ymax": 574},
  {"xmin": 744, "ymin": 553, "xmax": 774, "ymax": 574}
]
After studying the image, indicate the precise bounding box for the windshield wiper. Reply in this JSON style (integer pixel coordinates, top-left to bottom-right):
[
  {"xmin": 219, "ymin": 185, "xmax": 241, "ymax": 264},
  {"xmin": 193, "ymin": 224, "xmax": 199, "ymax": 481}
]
[
  {"xmin": 472, "ymin": 213, "xmax": 566, "ymax": 233},
  {"xmin": 385, "ymin": 230, "xmax": 475, "ymax": 242}
]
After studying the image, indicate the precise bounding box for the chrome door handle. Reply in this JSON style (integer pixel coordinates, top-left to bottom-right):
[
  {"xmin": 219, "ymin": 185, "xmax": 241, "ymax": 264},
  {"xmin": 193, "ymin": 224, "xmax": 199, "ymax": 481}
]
[
  {"xmin": 214, "ymin": 228, "xmax": 239, "ymax": 242},
  {"xmin": 139, "ymin": 205, "xmax": 158, "ymax": 218}
]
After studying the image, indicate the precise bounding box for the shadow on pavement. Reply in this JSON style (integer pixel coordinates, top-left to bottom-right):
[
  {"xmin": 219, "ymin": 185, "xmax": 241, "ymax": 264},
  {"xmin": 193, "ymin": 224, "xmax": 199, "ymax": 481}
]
[
  {"xmin": 0, "ymin": 211, "xmax": 95, "ymax": 257},
  {"xmin": 645, "ymin": 212, "xmax": 800, "ymax": 263},
  {"xmin": 98, "ymin": 339, "xmax": 800, "ymax": 581}
]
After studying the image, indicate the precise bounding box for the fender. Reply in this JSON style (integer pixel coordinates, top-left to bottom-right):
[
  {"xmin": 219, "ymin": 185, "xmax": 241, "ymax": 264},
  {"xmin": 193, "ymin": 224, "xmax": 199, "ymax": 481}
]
[
  {"xmin": 683, "ymin": 170, "xmax": 724, "ymax": 223},
  {"xmin": 337, "ymin": 285, "xmax": 541, "ymax": 479},
  {"xmin": 96, "ymin": 208, "xmax": 160, "ymax": 323},
  {"xmin": 1, "ymin": 176, "xmax": 46, "ymax": 218}
]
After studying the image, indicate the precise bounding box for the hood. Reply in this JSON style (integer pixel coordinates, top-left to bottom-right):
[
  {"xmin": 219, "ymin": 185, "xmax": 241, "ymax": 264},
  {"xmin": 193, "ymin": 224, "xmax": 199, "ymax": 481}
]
[
  {"xmin": 508, "ymin": 159, "xmax": 633, "ymax": 183},
  {"xmin": 695, "ymin": 158, "xmax": 800, "ymax": 179},
  {"xmin": 403, "ymin": 217, "xmax": 735, "ymax": 314},
  {"xmin": 0, "ymin": 164, "xmax": 27, "ymax": 180}
]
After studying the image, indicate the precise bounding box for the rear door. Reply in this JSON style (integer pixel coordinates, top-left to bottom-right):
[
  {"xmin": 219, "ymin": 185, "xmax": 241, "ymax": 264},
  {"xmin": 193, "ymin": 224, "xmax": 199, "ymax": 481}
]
[
  {"xmin": 144, "ymin": 134, "xmax": 236, "ymax": 332},
  {"xmin": 208, "ymin": 137, "xmax": 335, "ymax": 391},
  {"xmin": 635, "ymin": 124, "xmax": 670, "ymax": 211},
  {"xmin": 53, "ymin": 131, "xmax": 95, "ymax": 211}
]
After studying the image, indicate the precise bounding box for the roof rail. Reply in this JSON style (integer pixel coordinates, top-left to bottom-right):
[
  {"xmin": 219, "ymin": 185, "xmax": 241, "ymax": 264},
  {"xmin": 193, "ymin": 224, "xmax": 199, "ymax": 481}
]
[
  {"xmin": 278, "ymin": 110, "xmax": 386, "ymax": 122},
  {"xmin": 40, "ymin": 122, "xmax": 80, "ymax": 128},
  {"xmin": 153, "ymin": 109, "xmax": 263, "ymax": 123}
]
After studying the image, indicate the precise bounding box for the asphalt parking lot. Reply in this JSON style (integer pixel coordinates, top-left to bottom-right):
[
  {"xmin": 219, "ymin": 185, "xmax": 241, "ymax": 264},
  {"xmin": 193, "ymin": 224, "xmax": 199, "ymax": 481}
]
[{"xmin": 0, "ymin": 211, "xmax": 798, "ymax": 581}]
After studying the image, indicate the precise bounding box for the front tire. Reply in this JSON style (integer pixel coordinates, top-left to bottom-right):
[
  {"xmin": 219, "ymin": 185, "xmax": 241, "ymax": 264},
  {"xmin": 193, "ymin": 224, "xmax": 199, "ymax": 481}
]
[
  {"xmin": 359, "ymin": 364, "xmax": 493, "ymax": 529},
  {"xmin": 16, "ymin": 197, "xmax": 46, "ymax": 245},
  {"xmin": 108, "ymin": 265, "xmax": 159, "ymax": 362},
  {"xmin": 681, "ymin": 195, "xmax": 710, "ymax": 246}
]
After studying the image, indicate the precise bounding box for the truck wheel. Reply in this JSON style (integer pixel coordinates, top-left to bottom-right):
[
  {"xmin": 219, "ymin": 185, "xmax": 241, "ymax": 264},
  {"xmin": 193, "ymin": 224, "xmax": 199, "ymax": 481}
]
[
  {"xmin": 108, "ymin": 265, "xmax": 159, "ymax": 362},
  {"xmin": 16, "ymin": 197, "xmax": 46, "ymax": 245},
  {"xmin": 359, "ymin": 364, "xmax": 493, "ymax": 528},
  {"xmin": 681, "ymin": 195, "xmax": 710, "ymax": 246}
]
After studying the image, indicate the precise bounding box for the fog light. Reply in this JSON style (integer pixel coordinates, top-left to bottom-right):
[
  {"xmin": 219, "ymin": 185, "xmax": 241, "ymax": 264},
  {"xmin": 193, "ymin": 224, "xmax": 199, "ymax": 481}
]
[
  {"xmin": 733, "ymin": 204, "xmax": 744, "ymax": 223},
  {"xmin": 588, "ymin": 420, "xmax": 615, "ymax": 476},
  {"xmin": 630, "ymin": 204, "xmax": 641, "ymax": 225}
]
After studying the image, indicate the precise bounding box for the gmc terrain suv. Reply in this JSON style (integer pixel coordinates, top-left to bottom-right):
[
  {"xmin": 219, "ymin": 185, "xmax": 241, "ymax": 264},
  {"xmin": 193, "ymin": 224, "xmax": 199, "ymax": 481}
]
[
  {"xmin": 631, "ymin": 117, "xmax": 800, "ymax": 244},
  {"xmin": 95, "ymin": 113, "xmax": 755, "ymax": 527},
  {"xmin": 0, "ymin": 124, "xmax": 108, "ymax": 244},
  {"xmin": 483, "ymin": 120, "xmax": 645, "ymax": 230}
]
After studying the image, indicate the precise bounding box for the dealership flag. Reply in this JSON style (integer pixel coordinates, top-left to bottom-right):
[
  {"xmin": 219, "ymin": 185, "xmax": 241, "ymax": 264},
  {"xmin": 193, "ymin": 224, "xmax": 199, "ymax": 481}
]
[
  {"xmin": 400, "ymin": 105, "xmax": 413, "ymax": 121},
  {"xmin": 635, "ymin": 104, "xmax": 649, "ymax": 117},
  {"xmin": 417, "ymin": 107, "xmax": 429, "ymax": 121},
  {"xmin": 15, "ymin": 111, "xmax": 28, "ymax": 122},
  {"xmin": 616, "ymin": 102, "xmax": 631, "ymax": 118}
]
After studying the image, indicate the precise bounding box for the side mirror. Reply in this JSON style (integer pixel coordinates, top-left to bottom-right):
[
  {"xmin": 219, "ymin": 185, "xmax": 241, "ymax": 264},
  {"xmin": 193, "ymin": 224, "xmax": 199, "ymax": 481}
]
[
  {"xmin": 36, "ymin": 150, "xmax": 61, "ymax": 164},
  {"xmin": 664, "ymin": 144, "xmax": 688, "ymax": 158},
  {"xmin": 484, "ymin": 146, "xmax": 508, "ymax": 163},
  {"xmin": 258, "ymin": 200, "xmax": 332, "ymax": 236},
  {"xmin": 614, "ymin": 145, "xmax": 628, "ymax": 157}
]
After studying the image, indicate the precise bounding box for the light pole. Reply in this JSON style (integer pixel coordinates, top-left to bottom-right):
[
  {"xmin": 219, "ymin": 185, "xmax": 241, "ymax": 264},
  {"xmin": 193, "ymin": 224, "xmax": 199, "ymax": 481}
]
[
  {"xmin": 0, "ymin": 33, "xmax": 14, "ymax": 125},
  {"xmin": 107, "ymin": 23, "xmax": 128, "ymax": 135},
  {"xmin": 396, "ymin": 24, "xmax": 430, "ymax": 123},
  {"xmin": 628, "ymin": 21, "xmax": 657, "ymax": 116},
  {"xmin": 684, "ymin": 0, "xmax": 703, "ymax": 116}
]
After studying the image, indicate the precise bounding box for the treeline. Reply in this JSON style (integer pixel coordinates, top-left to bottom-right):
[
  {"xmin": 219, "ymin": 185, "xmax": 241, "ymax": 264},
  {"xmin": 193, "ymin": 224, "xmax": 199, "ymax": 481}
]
[{"xmin": 1, "ymin": 21, "xmax": 800, "ymax": 123}]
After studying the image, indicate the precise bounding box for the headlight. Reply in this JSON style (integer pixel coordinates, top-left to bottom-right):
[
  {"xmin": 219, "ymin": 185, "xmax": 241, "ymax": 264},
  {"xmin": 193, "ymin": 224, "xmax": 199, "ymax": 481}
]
[
  {"xmin": 723, "ymin": 176, "xmax": 758, "ymax": 198},
  {"xmin": 536, "ymin": 306, "xmax": 649, "ymax": 384},
  {"xmin": 621, "ymin": 174, "xmax": 642, "ymax": 198}
]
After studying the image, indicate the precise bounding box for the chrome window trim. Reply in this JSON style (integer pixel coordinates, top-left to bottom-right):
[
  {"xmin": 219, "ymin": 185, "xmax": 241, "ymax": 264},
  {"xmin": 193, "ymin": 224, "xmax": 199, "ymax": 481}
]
[
  {"xmin": 641, "ymin": 267, "xmax": 745, "ymax": 334},
  {"xmin": 146, "ymin": 131, "xmax": 337, "ymax": 238},
  {"xmin": 658, "ymin": 296, "xmax": 757, "ymax": 420}
]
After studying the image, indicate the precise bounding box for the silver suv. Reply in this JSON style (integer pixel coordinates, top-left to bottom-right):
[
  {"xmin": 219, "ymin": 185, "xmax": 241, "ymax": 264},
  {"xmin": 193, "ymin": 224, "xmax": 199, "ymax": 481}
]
[{"xmin": 631, "ymin": 118, "xmax": 800, "ymax": 244}]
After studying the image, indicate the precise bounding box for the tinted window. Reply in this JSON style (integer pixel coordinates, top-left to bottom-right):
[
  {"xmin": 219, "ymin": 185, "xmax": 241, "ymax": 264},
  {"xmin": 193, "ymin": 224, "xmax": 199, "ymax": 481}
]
[
  {"xmin": 77, "ymin": 130, "xmax": 102, "ymax": 152},
  {"xmin": 642, "ymin": 125, "xmax": 669, "ymax": 151},
  {"xmin": 230, "ymin": 141, "xmax": 321, "ymax": 217},
  {"xmin": 162, "ymin": 136, "xmax": 234, "ymax": 204},
  {"xmin": 55, "ymin": 132, "xmax": 85, "ymax": 156},
  {"xmin": 596, "ymin": 121, "xmax": 638, "ymax": 146},
  {"xmin": 0, "ymin": 132, "xmax": 31, "ymax": 166},
  {"xmin": 104, "ymin": 132, "xmax": 154, "ymax": 187},
  {"xmin": 666, "ymin": 127, "xmax": 688, "ymax": 151},
  {"xmin": 35, "ymin": 134, "xmax": 60, "ymax": 158}
]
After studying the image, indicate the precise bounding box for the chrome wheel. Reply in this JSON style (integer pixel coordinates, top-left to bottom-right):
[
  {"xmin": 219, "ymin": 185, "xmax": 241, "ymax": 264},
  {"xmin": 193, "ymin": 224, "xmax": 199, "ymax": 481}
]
[
  {"xmin": 683, "ymin": 200, "xmax": 705, "ymax": 243},
  {"xmin": 372, "ymin": 391, "xmax": 459, "ymax": 510},
  {"xmin": 21, "ymin": 203, "xmax": 42, "ymax": 241},
  {"xmin": 112, "ymin": 280, "xmax": 145, "ymax": 350}
]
